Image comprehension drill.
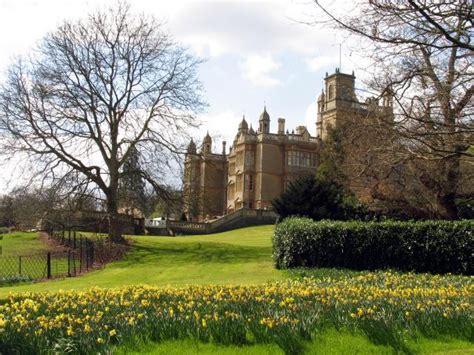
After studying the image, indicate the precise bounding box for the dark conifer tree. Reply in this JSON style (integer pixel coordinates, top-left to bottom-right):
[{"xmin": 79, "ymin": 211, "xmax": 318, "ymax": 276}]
[
  {"xmin": 272, "ymin": 174, "xmax": 362, "ymax": 221},
  {"xmin": 119, "ymin": 146, "xmax": 149, "ymax": 216}
]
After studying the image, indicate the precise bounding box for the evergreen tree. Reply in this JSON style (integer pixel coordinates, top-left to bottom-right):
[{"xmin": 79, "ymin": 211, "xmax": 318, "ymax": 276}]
[
  {"xmin": 119, "ymin": 146, "xmax": 149, "ymax": 216},
  {"xmin": 272, "ymin": 174, "xmax": 362, "ymax": 221},
  {"xmin": 0, "ymin": 196, "xmax": 15, "ymax": 227},
  {"xmin": 316, "ymin": 127, "xmax": 346, "ymax": 185}
]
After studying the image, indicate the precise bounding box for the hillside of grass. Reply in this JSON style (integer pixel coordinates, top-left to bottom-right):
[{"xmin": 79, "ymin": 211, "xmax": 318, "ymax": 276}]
[
  {"xmin": 0, "ymin": 225, "xmax": 284, "ymax": 297},
  {"xmin": 115, "ymin": 330, "xmax": 474, "ymax": 355},
  {"xmin": 0, "ymin": 231, "xmax": 50, "ymax": 256},
  {"xmin": 1, "ymin": 225, "xmax": 473, "ymax": 354}
]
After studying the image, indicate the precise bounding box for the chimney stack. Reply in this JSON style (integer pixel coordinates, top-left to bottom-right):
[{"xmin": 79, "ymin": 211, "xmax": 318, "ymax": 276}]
[
  {"xmin": 222, "ymin": 141, "xmax": 227, "ymax": 155},
  {"xmin": 278, "ymin": 118, "xmax": 285, "ymax": 135}
]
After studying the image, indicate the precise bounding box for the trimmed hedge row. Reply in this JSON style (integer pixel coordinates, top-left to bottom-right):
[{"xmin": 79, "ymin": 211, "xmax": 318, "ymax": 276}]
[{"xmin": 272, "ymin": 217, "xmax": 473, "ymax": 274}]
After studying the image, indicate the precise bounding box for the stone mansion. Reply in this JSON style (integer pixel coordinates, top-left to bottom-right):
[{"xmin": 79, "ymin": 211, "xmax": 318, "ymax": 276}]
[{"xmin": 183, "ymin": 69, "xmax": 394, "ymax": 222}]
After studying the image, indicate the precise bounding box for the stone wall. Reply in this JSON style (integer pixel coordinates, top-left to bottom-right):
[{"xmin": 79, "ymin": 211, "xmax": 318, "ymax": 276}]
[{"xmin": 145, "ymin": 208, "xmax": 278, "ymax": 235}]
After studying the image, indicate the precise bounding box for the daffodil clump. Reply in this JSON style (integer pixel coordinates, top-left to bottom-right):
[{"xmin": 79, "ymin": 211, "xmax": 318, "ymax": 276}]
[{"xmin": 0, "ymin": 272, "xmax": 472, "ymax": 354}]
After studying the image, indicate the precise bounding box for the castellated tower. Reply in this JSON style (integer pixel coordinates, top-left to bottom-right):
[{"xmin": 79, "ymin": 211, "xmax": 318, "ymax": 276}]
[
  {"xmin": 317, "ymin": 69, "xmax": 358, "ymax": 140},
  {"xmin": 316, "ymin": 68, "xmax": 395, "ymax": 205},
  {"xmin": 317, "ymin": 69, "xmax": 394, "ymax": 140}
]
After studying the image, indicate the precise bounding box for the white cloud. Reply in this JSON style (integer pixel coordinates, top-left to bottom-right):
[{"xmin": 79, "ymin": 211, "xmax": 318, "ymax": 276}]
[
  {"xmin": 240, "ymin": 54, "xmax": 281, "ymax": 87},
  {"xmin": 197, "ymin": 110, "xmax": 241, "ymax": 148},
  {"xmin": 305, "ymin": 55, "xmax": 339, "ymax": 72},
  {"xmin": 171, "ymin": 1, "xmax": 333, "ymax": 58},
  {"xmin": 304, "ymin": 101, "xmax": 318, "ymax": 137}
]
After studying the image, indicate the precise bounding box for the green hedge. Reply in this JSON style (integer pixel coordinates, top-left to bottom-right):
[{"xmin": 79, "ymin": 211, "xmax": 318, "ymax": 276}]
[{"xmin": 273, "ymin": 218, "xmax": 473, "ymax": 274}]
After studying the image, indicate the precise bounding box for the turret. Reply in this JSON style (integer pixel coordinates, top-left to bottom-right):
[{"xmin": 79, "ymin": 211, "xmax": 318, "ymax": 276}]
[
  {"xmin": 259, "ymin": 106, "xmax": 270, "ymax": 133},
  {"xmin": 316, "ymin": 90, "xmax": 325, "ymax": 138},
  {"xmin": 202, "ymin": 132, "xmax": 212, "ymax": 154},
  {"xmin": 238, "ymin": 115, "xmax": 248, "ymax": 134},
  {"xmin": 317, "ymin": 90, "xmax": 325, "ymax": 112},
  {"xmin": 382, "ymin": 87, "xmax": 393, "ymax": 108},
  {"xmin": 186, "ymin": 139, "xmax": 197, "ymax": 154},
  {"xmin": 249, "ymin": 124, "xmax": 256, "ymax": 135},
  {"xmin": 318, "ymin": 69, "xmax": 358, "ymax": 140},
  {"xmin": 324, "ymin": 69, "xmax": 357, "ymax": 106}
]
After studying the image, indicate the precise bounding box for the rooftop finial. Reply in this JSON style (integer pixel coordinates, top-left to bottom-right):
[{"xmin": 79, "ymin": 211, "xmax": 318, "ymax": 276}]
[
  {"xmin": 203, "ymin": 131, "xmax": 212, "ymax": 143},
  {"xmin": 259, "ymin": 105, "xmax": 270, "ymax": 121}
]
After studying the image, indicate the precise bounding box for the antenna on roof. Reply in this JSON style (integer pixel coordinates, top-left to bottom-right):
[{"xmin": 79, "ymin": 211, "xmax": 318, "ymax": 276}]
[{"xmin": 339, "ymin": 43, "xmax": 342, "ymax": 72}]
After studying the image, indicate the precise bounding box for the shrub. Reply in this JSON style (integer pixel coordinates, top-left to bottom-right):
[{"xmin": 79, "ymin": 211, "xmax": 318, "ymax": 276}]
[
  {"xmin": 272, "ymin": 174, "xmax": 364, "ymax": 221},
  {"xmin": 273, "ymin": 217, "xmax": 473, "ymax": 274},
  {"xmin": 0, "ymin": 275, "xmax": 33, "ymax": 286}
]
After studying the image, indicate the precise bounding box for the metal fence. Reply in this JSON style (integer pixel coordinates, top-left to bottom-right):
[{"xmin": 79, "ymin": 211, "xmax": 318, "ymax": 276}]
[
  {"xmin": 0, "ymin": 228, "xmax": 127, "ymax": 281},
  {"xmin": 48, "ymin": 227, "xmax": 127, "ymax": 266},
  {"xmin": 0, "ymin": 252, "xmax": 69, "ymax": 279}
]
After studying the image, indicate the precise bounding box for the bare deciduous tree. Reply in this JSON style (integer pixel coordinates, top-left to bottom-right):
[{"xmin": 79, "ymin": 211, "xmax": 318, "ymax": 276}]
[
  {"xmin": 0, "ymin": 2, "xmax": 205, "ymax": 240},
  {"xmin": 312, "ymin": 0, "xmax": 473, "ymax": 218}
]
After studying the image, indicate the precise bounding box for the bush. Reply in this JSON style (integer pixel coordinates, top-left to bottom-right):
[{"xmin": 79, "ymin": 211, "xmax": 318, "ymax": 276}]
[
  {"xmin": 0, "ymin": 275, "xmax": 33, "ymax": 287},
  {"xmin": 272, "ymin": 174, "xmax": 364, "ymax": 221},
  {"xmin": 273, "ymin": 217, "xmax": 473, "ymax": 274}
]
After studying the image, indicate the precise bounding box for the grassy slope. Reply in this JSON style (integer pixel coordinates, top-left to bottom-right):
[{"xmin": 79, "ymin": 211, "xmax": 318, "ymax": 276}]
[
  {"xmin": 115, "ymin": 328, "xmax": 473, "ymax": 355},
  {"xmin": 1, "ymin": 226, "xmax": 473, "ymax": 353},
  {"xmin": 0, "ymin": 232, "xmax": 49, "ymax": 256},
  {"xmin": 0, "ymin": 226, "xmax": 284, "ymax": 297}
]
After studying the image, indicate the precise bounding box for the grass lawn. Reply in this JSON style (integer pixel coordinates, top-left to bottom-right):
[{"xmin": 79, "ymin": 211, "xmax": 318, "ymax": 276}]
[
  {"xmin": 115, "ymin": 329, "xmax": 474, "ymax": 355},
  {"xmin": 0, "ymin": 232, "xmax": 69, "ymax": 281},
  {"xmin": 0, "ymin": 231, "xmax": 49, "ymax": 256},
  {"xmin": 1, "ymin": 226, "xmax": 472, "ymax": 354},
  {"xmin": 0, "ymin": 225, "xmax": 284, "ymax": 298}
]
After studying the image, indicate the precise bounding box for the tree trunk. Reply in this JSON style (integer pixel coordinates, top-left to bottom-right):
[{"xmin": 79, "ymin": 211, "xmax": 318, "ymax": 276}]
[
  {"xmin": 106, "ymin": 194, "xmax": 124, "ymax": 243},
  {"xmin": 437, "ymin": 156, "xmax": 460, "ymax": 220}
]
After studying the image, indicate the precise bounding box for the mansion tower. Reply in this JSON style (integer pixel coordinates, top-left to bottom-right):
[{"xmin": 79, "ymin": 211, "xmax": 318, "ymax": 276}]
[{"xmin": 183, "ymin": 70, "xmax": 393, "ymax": 222}]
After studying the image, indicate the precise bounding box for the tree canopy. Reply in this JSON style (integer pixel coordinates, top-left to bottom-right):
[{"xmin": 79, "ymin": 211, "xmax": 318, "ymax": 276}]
[
  {"xmin": 0, "ymin": 2, "xmax": 205, "ymax": 240},
  {"xmin": 312, "ymin": 0, "xmax": 473, "ymax": 219}
]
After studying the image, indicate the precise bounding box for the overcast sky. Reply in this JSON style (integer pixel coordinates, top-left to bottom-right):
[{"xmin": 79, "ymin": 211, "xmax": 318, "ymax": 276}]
[{"xmin": 0, "ymin": 0, "xmax": 368, "ymax": 192}]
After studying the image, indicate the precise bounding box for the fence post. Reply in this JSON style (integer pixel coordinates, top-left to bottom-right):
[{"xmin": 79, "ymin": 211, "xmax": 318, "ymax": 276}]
[
  {"xmin": 47, "ymin": 252, "xmax": 51, "ymax": 279},
  {"xmin": 72, "ymin": 250, "xmax": 76, "ymax": 276},
  {"xmin": 73, "ymin": 231, "xmax": 77, "ymax": 249},
  {"xmin": 90, "ymin": 242, "xmax": 94, "ymax": 267},
  {"xmin": 67, "ymin": 250, "xmax": 71, "ymax": 277},
  {"xmin": 19, "ymin": 256, "xmax": 22, "ymax": 275},
  {"xmin": 86, "ymin": 241, "xmax": 90, "ymax": 270},
  {"xmin": 80, "ymin": 237, "xmax": 83, "ymax": 273}
]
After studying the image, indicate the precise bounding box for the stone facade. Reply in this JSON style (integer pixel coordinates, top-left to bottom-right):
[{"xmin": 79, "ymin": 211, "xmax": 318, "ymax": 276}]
[
  {"xmin": 183, "ymin": 70, "xmax": 393, "ymax": 222},
  {"xmin": 225, "ymin": 109, "xmax": 320, "ymax": 213},
  {"xmin": 183, "ymin": 133, "xmax": 227, "ymax": 222}
]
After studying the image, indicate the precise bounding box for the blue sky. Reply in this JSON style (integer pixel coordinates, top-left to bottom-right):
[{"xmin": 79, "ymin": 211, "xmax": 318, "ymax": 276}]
[{"xmin": 0, "ymin": 0, "xmax": 368, "ymax": 192}]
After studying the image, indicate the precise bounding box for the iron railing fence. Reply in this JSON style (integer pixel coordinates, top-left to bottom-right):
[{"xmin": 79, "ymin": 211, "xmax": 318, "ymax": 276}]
[{"xmin": 1, "ymin": 227, "xmax": 127, "ymax": 281}]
